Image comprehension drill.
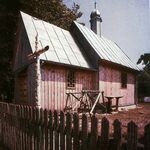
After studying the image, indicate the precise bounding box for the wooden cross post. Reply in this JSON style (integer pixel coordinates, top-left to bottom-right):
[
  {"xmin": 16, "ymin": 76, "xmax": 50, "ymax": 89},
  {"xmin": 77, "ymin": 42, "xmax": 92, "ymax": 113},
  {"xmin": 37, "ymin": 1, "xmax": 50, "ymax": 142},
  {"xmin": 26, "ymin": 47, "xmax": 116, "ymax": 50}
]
[{"xmin": 28, "ymin": 33, "xmax": 49, "ymax": 107}]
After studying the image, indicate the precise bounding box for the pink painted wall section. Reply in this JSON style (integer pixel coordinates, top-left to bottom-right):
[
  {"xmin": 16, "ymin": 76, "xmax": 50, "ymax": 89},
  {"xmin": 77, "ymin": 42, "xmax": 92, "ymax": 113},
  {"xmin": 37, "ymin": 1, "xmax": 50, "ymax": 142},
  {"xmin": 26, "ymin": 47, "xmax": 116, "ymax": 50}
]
[
  {"xmin": 40, "ymin": 65, "xmax": 96, "ymax": 110},
  {"xmin": 99, "ymin": 65, "xmax": 135, "ymax": 106}
]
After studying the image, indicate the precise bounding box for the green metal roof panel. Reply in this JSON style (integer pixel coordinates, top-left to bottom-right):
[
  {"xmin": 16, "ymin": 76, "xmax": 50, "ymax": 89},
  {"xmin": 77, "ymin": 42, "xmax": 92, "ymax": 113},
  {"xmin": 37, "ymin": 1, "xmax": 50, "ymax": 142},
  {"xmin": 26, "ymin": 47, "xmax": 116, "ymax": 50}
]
[
  {"xmin": 20, "ymin": 12, "xmax": 92, "ymax": 69},
  {"xmin": 74, "ymin": 21, "xmax": 139, "ymax": 70}
]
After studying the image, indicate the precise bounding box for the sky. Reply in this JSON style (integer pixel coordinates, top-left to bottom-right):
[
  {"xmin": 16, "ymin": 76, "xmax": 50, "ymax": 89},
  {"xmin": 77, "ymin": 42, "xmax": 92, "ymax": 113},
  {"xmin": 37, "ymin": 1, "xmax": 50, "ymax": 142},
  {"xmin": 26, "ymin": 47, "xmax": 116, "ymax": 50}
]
[{"xmin": 64, "ymin": 0, "xmax": 150, "ymax": 67}]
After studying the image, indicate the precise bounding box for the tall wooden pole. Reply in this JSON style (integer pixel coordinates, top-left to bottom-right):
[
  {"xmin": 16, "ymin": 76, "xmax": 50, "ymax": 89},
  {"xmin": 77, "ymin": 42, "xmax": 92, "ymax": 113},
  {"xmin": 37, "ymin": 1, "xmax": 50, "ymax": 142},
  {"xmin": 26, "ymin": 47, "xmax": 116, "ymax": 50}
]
[
  {"xmin": 35, "ymin": 33, "xmax": 41, "ymax": 107},
  {"xmin": 35, "ymin": 55, "xmax": 41, "ymax": 107}
]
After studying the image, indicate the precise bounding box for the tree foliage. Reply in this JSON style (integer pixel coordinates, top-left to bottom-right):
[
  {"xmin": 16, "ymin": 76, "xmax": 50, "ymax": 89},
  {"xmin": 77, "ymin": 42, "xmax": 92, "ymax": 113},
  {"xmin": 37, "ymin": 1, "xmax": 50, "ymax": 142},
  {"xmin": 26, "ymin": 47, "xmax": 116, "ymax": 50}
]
[
  {"xmin": 0, "ymin": 0, "xmax": 81, "ymax": 101},
  {"xmin": 137, "ymin": 53, "xmax": 150, "ymax": 97},
  {"xmin": 137, "ymin": 53, "xmax": 150, "ymax": 76}
]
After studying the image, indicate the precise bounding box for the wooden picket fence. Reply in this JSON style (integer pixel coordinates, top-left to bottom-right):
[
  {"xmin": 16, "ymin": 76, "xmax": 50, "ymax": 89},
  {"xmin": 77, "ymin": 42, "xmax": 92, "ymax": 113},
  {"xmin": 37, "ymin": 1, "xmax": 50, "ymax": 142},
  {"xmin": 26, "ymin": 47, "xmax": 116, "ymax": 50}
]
[{"xmin": 0, "ymin": 102, "xmax": 149, "ymax": 150}]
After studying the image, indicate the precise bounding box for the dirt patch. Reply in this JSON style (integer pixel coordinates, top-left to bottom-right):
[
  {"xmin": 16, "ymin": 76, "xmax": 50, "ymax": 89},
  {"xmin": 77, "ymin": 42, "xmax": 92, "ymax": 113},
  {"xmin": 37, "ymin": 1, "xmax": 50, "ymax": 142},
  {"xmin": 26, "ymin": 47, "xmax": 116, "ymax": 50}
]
[{"xmin": 97, "ymin": 103, "xmax": 150, "ymax": 137}]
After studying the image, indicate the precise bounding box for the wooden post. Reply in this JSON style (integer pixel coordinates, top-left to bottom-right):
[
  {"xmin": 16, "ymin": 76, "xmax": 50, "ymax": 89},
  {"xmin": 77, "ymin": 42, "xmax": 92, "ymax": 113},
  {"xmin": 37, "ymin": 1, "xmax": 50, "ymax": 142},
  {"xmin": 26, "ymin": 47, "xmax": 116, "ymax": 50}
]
[
  {"xmin": 73, "ymin": 113, "xmax": 80, "ymax": 150},
  {"xmin": 32, "ymin": 107, "xmax": 37, "ymax": 150},
  {"xmin": 144, "ymin": 123, "xmax": 150, "ymax": 150},
  {"xmin": 99, "ymin": 117, "xmax": 109, "ymax": 150},
  {"xmin": 35, "ymin": 107, "xmax": 40, "ymax": 150},
  {"xmin": 23, "ymin": 106, "xmax": 28, "ymax": 149},
  {"xmin": 40, "ymin": 108, "xmax": 44, "ymax": 150},
  {"xmin": 28, "ymin": 106, "xmax": 33, "ymax": 150},
  {"xmin": 66, "ymin": 112, "xmax": 72, "ymax": 150},
  {"xmin": 127, "ymin": 121, "xmax": 138, "ymax": 150},
  {"xmin": 48, "ymin": 110, "xmax": 53, "ymax": 150},
  {"xmin": 15, "ymin": 105, "xmax": 19, "ymax": 150},
  {"xmin": 18, "ymin": 105, "xmax": 22, "ymax": 150},
  {"xmin": 26, "ymin": 106, "xmax": 30, "ymax": 150},
  {"xmin": 34, "ymin": 34, "xmax": 41, "ymax": 107},
  {"xmin": 90, "ymin": 93, "xmax": 101, "ymax": 114},
  {"xmin": 35, "ymin": 56, "xmax": 41, "ymax": 107},
  {"xmin": 90, "ymin": 115, "xmax": 98, "ymax": 150},
  {"xmin": 44, "ymin": 109, "xmax": 48, "ymax": 150},
  {"xmin": 81, "ymin": 113, "xmax": 88, "ymax": 150},
  {"xmin": 60, "ymin": 111, "xmax": 65, "ymax": 150},
  {"xmin": 54, "ymin": 110, "xmax": 59, "ymax": 150},
  {"xmin": 21, "ymin": 106, "xmax": 24, "ymax": 150},
  {"xmin": 113, "ymin": 119, "xmax": 122, "ymax": 150}
]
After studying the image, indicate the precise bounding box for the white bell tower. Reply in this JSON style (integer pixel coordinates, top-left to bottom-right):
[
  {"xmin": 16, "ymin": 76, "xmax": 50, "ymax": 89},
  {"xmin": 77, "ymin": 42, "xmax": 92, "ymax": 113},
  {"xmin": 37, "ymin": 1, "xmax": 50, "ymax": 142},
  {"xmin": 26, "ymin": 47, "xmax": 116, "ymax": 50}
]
[{"xmin": 90, "ymin": 1, "xmax": 102, "ymax": 37}]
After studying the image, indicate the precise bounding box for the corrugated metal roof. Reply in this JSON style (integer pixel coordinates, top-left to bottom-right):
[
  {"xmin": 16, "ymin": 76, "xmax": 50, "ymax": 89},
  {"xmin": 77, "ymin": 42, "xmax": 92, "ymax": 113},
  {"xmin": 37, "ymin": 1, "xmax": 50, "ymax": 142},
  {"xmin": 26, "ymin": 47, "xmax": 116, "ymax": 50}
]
[
  {"xmin": 21, "ymin": 12, "xmax": 92, "ymax": 69},
  {"xmin": 20, "ymin": 11, "xmax": 139, "ymax": 71},
  {"xmin": 74, "ymin": 21, "xmax": 139, "ymax": 70}
]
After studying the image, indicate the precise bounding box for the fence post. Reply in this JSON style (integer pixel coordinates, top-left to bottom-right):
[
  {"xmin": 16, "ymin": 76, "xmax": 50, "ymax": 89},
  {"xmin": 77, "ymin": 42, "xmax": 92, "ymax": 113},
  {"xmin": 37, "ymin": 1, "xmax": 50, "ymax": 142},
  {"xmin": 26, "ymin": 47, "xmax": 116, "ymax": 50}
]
[
  {"xmin": 39, "ymin": 108, "xmax": 44, "ymax": 150},
  {"xmin": 144, "ymin": 123, "xmax": 150, "ymax": 150},
  {"xmin": 44, "ymin": 109, "xmax": 48, "ymax": 150},
  {"xmin": 73, "ymin": 113, "xmax": 80, "ymax": 150},
  {"xmin": 35, "ymin": 107, "xmax": 40, "ymax": 150},
  {"xmin": 127, "ymin": 121, "xmax": 138, "ymax": 150},
  {"xmin": 60, "ymin": 111, "xmax": 65, "ymax": 150},
  {"xmin": 29, "ymin": 106, "xmax": 34, "ymax": 150},
  {"xmin": 6, "ymin": 103, "xmax": 10, "ymax": 149},
  {"xmin": 17, "ymin": 105, "xmax": 22, "ymax": 150},
  {"xmin": 99, "ymin": 117, "xmax": 109, "ymax": 150},
  {"xmin": 66, "ymin": 112, "xmax": 72, "ymax": 150},
  {"xmin": 24, "ymin": 106, "xmax": 28, "ymax": 150},
  {"xmin": 21, "ymin": 105, "xmax": 25, "ymax": 150},
  {"xmin": 81, "ymin": 113, "xmax": 88, "ymax": 150},
  {"xmin": 32, "ymin": 107, "xmax": 37, "ymax": 150},
  {"xmin": 113, "ymin": 119, "xmax": 122, "ymax": 150},
  {"xmin": 90, "ymin": 115, "xmax": 98, "ymax": 150},
  {"xmin": 54, "ymin": 110, "xmax": 59, "ymax": 150},
  {"xmin": 16, "ymin": 105, "xmax": 19, "ymax": 150},
  {"xmin": 27, "ymin": 106, "xmax": 32, "ymax": 150},
  {"xmin": 48, "ymin": 110, "xmax": 53, "ymax": 150}
]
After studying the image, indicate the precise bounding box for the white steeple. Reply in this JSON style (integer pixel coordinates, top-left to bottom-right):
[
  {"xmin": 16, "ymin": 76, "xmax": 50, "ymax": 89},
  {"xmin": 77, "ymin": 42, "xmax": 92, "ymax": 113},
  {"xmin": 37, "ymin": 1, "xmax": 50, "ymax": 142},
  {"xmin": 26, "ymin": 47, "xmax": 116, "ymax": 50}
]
[{"xmin": 90, "ymin": 1, "xmax": 102, "ymax": 37}]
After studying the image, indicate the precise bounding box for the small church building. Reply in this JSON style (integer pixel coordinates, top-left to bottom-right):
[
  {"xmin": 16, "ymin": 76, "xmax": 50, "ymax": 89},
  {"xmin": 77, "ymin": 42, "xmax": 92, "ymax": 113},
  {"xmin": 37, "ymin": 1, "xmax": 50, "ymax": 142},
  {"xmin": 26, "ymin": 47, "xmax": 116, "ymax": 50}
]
[{"xmin": 13, "ymin": 8, "xmax": 139, "ymax": 110}]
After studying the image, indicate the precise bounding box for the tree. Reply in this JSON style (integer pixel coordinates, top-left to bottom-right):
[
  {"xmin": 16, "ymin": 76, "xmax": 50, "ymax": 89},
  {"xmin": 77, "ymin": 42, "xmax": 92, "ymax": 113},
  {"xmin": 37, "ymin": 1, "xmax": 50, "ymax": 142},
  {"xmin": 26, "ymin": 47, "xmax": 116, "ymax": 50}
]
[
  {"xmin": 137, "ymin": 53, "xmax": 150, "ymax": 76},
  {"xmin": 137, "ymin": 53, "xmax": 150, "ymax": 98},
  {"xmin": 0, "ymin": 0, "xmax": 82, "ymax": 101},
  {"xmin": 20, "ymin": 0, "xmax": 82, "ymax": 29}
]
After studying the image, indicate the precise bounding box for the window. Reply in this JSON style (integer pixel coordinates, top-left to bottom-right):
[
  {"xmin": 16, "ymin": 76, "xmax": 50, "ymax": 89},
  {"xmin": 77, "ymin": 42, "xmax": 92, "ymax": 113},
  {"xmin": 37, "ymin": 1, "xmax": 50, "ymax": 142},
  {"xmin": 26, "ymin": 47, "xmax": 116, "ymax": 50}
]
[
  {"xmin": 67, "ymin": 70, "xmax": 76, "ymax": 88},
  {"xmin": 121, "ymin": 72, "xmax": 127, "ymax": 88}
]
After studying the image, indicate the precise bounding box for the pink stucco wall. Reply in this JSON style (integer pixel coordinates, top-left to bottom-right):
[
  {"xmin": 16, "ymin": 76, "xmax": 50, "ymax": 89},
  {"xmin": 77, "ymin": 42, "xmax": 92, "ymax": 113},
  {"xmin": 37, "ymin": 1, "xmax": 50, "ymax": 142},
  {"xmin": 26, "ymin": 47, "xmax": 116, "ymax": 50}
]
[{"xmin": 99, "ymin": 65, "xmax": 135, "ymax": 106}]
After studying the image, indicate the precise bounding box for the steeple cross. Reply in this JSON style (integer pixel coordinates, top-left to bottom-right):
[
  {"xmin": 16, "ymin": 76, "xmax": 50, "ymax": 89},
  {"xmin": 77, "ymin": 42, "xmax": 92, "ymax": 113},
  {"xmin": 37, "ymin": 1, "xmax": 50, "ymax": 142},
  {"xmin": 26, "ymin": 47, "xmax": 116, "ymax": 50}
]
[{"xmin": 94, "ymin": 0, "xmax": 97, "ymax": 9}]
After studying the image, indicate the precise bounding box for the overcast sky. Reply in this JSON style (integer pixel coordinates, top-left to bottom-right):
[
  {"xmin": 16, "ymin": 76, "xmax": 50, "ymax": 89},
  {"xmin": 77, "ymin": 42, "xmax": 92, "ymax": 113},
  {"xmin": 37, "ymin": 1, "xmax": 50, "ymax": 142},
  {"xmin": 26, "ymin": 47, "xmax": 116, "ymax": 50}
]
[{"xmin": 64, "ymin": 0, "xmax": 150, "ymax": 67}]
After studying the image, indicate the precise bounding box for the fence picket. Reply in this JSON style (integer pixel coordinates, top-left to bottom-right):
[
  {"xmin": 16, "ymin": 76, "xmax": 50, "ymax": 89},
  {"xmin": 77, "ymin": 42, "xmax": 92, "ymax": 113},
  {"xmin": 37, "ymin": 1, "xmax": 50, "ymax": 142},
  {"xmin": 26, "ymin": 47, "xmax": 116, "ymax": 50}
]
[
  {"xmin": 21, "ymin": 106, "xmax": 24, "ymax": 150},
  {"xmin": 44, "ymin": 109, "xmax": 48, "ymax": 150},
  {"xmin": 127, "ymin": 121, "xmax": 138, "ymax": 150},
  {"xmin": 0, "ymin": 102, "xmax": 149, "ymax": 150},
  {"xmin": 60, "ymin": 111, "xmax": 65, "ymax": 150},
  {"xmin": 144, "ymin": 123, "xmax": 150, "ymax": 150},
  {"xmin": 18, "ymin": 105, "xmax": 21, "ymax": 150},
  {"xmin": 73, "ymin": 113, "xmax": 80, "ymax": 150},
  {"xmin": 28, "ymin": 106, "xmax": 33, "ymax": 150},
  {"xmin": 25, "ymin": 106, "xmax": 28, "ymax": 150},
  {"xmin": 90, "ymin": 115, "xmax": 98, "ymax": 150},
  {"xmin": 35, "ymin": 107, "xmax": 40, "ymax": 150},
  {"xmin": 113, "ymin": 119, "xmax": 122, "ymax": 150},
  {"xmin": 81, "ymin": 113, "xmax": 88, "ymax": 150},
  {"xmin": 99, "ymin": 117, "xmax": 109, "ymax": 150},
  {"xmin": 66, "ymin": 112, "xmax": 72, "ymax": 150},
  {"xmin": 48, "ymin": 110, "xmax": 53, "ymax": 150},
  {"xmin": 40, "ymin": 108, "xmax": 44, "ymax": 150},
  {"xmin": 32, "ymin": 107, "xmax": 37, "ymax": 150},
  {"xmin": 54, "ymin": 110, "xmax": 59, "ymax": 150}
]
